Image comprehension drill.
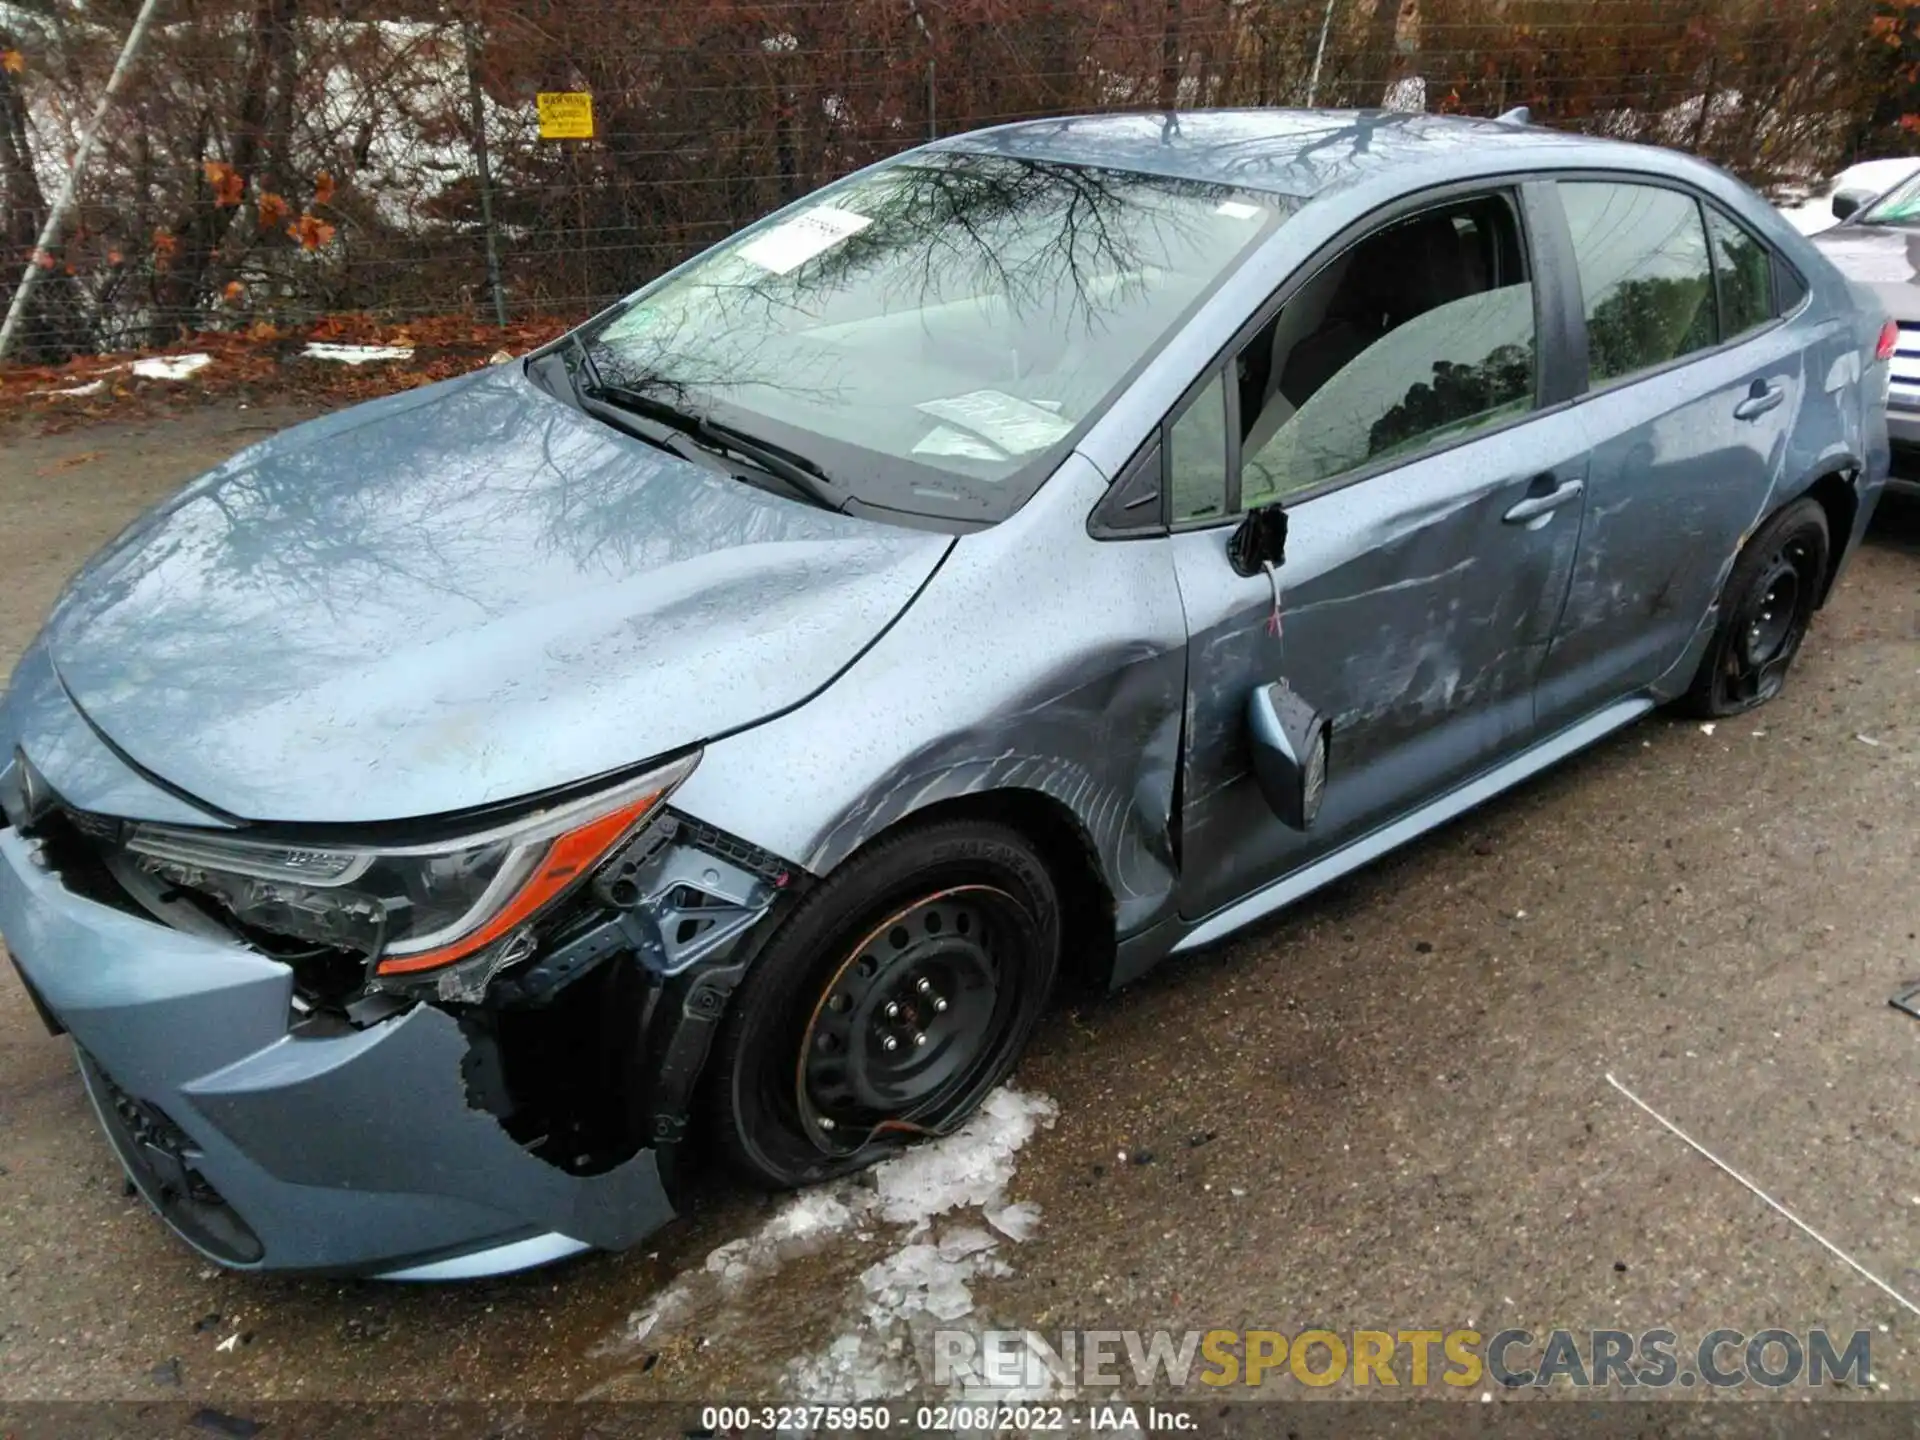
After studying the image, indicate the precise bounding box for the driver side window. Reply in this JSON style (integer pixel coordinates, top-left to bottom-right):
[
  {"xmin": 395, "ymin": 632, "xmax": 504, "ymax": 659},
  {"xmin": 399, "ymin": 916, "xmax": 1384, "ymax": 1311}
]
[{"xmin": 1239, "ymin": 193, "xmax": 1539, "ymax": 507}]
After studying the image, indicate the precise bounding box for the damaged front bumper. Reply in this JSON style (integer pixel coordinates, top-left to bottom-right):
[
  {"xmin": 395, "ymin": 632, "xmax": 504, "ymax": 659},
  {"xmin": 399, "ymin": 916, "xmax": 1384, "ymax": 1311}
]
[{"xmin": 0, "ymin": 820, "xmax": 727, "ymax": 1277}]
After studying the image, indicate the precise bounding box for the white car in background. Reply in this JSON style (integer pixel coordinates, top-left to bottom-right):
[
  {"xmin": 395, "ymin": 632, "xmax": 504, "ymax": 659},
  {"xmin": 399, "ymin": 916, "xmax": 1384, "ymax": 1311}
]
[
  {"xmin": 1805, "ymin": 163, "xmax": 1920, "ymax": 492},
  {"xmin": 1778, "ymin": 158, "xmax": 1920, "ymax": 235}
]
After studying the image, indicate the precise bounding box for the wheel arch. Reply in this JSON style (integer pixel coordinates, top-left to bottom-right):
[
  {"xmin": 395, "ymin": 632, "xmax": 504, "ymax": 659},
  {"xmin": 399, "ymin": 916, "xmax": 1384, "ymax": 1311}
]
[
  {"xmin": 809, "ymin": 787, "xmax": 1121, "ymax": 998},
  {"xmin": 1779, "ymin": 464, "xmax": 1860, "ymax": 607}
]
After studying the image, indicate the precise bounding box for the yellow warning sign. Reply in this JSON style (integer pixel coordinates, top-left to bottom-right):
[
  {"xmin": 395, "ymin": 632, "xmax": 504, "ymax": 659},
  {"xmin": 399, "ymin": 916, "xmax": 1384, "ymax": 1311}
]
[{"xmin": 537, "ymin": 92, "xmax": 594, "ymax": 140}]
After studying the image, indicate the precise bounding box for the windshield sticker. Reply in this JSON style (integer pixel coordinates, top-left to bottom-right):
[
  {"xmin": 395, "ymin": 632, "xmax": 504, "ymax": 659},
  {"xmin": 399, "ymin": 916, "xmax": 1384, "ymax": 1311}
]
[
  {"xmin": 912, "ymin": 424, "xmax": 1010, "ymax": 461},
  {"xmin": 737, "ymin": 206, "xmax": 872, "ymax": 274},
  {"xmin": 916, "ymin": 390, "xmax": 1076, "ymax": 455},
  {"xmin": 1215, "ymin": 199, "xmax": 1262, "ymax": 220}
]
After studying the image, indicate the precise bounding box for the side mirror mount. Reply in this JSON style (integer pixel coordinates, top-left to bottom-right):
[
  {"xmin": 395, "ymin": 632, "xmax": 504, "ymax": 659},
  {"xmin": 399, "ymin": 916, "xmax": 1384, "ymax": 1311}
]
[
  {"xmin": 1832, "ymin": 187, "xmax": 1873, "ymax": 223},
  {"xmin": 1246, "ymin": 682, "xmax": 1329, "ymax": 831},
  {"xmin": 1227, "ymin": 502, "xmax": 1288, "ymax": 577}
]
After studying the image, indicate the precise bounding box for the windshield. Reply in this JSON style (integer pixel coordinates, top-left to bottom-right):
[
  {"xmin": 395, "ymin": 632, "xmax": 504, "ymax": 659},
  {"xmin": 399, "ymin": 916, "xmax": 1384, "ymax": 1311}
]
[
  {"xmin": 1861, "ymin": 171, "xmax": 1920, "ymax": 226},
  {"xmin": 580, "ymin": 152, "xmax": 1294, "ymax": 522}
]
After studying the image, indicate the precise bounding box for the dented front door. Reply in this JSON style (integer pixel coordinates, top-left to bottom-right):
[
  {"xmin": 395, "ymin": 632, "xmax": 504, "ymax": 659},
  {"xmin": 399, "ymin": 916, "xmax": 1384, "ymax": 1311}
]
[{"xmin": 1172, "ymin": 411, "xmax": 1591, "ymax": 923}]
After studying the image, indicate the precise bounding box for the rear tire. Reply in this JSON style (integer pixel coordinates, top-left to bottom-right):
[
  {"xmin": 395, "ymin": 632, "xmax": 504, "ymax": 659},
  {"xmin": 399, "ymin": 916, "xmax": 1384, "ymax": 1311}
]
[
  {"xmin": 1676, "ymin": 497, "xmax": 1828, "ymax": 718},
  {"xmin": 704, "ymin": 818, "xmax": 1060, "ymax": 1189}
]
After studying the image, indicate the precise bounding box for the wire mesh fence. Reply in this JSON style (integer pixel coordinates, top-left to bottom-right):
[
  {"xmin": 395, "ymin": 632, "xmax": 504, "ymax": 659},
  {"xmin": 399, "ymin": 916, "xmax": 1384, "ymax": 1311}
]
[{"xmin": 0, "ymin": 0, "xmax": 1914, "ymax": 364}]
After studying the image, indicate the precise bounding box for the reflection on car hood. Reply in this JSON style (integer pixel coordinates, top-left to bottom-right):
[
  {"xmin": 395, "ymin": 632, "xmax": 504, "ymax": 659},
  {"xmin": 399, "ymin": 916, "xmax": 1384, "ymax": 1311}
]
[
  {"xmin": 41, "ymin": 365, "xmax": 951, "ymax": 824},
  {"xmin": 1808, "ymin": 225, "xmax": 1920, "ymax": 320}
]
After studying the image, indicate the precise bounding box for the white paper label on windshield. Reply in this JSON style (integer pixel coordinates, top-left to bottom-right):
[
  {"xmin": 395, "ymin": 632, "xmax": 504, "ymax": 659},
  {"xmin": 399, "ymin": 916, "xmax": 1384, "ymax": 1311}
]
[
  {"xmin": 912, "ymin": 424, "xmax": 1009, "ymax": 461},
  {"xmin": 738, "ymin": 206, "xmax": 872, "ymax": 274},
  {"xmin": 916, "ymin": 390, "xmax": 1075, "ymax": 455},
  {"xmin": 1215, "ymin": 199, "xmax": 1262, "ymax": 220}
]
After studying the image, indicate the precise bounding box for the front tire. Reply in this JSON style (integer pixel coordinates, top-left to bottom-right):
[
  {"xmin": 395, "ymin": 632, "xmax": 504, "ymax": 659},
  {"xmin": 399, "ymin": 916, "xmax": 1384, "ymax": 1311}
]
[
  {"xmin": 1677, "ymin": 497, "xmax": 1829, "ymax": 718},
  {"xmin": 704, "ymin": 818, "xmax": 1060, "ymax": 1189}
]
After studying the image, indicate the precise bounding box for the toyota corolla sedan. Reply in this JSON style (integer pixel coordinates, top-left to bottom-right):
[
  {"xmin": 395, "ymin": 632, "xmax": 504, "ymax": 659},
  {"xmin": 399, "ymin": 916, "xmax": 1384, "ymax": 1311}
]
[{"xmin": 0, "ymin": 110, "xmax": 1889, "ymax": 1279}]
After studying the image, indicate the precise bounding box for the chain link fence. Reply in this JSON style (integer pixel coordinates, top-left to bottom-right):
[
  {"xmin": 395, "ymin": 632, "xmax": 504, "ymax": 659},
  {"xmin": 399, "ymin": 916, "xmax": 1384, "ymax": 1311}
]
[{"xmin": 0, "ymin": 0, "xmax": 1914, "ymax": 364}]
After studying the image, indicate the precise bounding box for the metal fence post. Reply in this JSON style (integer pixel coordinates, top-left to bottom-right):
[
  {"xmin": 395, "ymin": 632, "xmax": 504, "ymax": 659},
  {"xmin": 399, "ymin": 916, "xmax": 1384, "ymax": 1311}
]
[
  {"xmin": 906, "ymin": 0, "xmax": 935, "ymax": 140},
  {"xmin": 1306, "ymin": 0, "xmax": 1337, "ymax": 107},
  {"xmin": 0, "ymin": 0, "xmax": 166, "ymax": 362},
  {"xmin": 463, "ymin": 17, "xmax": 509, "ymax": 328}
]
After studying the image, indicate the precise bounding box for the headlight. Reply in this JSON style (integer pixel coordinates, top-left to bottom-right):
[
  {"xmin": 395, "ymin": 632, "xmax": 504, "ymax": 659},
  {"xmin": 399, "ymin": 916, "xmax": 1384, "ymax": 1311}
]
[{"xmin": 124, "ymin": 754, "xmax": 698, "ymax": 978}]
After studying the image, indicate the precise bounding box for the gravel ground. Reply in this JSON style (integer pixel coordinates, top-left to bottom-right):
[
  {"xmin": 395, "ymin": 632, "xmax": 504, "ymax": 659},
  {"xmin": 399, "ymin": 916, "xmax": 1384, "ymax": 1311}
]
[{"xmin": 0, "ymin": 406, "xmax": 1916, "ymax": 1422}]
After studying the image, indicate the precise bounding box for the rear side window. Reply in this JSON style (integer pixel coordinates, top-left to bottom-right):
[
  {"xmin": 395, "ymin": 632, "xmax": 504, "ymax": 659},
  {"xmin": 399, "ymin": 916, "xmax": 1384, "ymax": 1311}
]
[
  {"xmin": 1560, "ymin": 181, "xmax": 1716, "ymax": 385},
  {"xmin": 1775, "ymin": 258, "xmax": 1809, "ymax": 313},
  {"xmin": 1706, "ymin": 206, "xmax": 1774, "ymax": 338}
]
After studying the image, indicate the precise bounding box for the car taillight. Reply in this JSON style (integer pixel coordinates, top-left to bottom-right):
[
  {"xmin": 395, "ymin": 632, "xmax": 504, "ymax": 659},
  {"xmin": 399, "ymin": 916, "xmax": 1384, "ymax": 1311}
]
[{"xmin": 1875, "ymin": 318, "xmax": 1899, "ymax": 362}]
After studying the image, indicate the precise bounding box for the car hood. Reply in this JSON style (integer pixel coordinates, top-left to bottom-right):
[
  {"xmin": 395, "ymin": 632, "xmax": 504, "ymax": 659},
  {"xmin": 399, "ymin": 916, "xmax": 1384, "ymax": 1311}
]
[
  {"xmin": 39, "ymin": 365, "xmax": 952, "ymax": 824},
  {"xmin": 1807, "ymin": 224, "xmax": 1920, "ymax": 320}
]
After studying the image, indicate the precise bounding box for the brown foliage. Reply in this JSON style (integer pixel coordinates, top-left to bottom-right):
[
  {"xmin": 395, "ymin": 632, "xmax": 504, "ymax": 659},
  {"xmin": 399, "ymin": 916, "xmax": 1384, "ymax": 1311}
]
[
  {"xmin": 0, "ymin": 312, "xmax": 579, "ymax": 431},
  {"xmin": 0, "ymin": 0, "xmax": 1908, "ymax": 368}
]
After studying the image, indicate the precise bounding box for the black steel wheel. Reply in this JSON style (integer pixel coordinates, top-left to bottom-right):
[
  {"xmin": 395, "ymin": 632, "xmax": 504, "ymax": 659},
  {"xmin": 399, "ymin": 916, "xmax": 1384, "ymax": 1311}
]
[
  {"xmin": 705, "ymin": 819, "xmax": 1060, "ymax": 1188},
  {"xmin": 1678, "ymin": 497, "xmax": 1829, "ymax": 718}
]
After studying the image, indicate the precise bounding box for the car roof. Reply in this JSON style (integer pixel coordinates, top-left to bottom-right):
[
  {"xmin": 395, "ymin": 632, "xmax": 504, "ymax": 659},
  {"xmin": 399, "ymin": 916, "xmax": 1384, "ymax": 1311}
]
[{"xmin": 933, "ymin": 108, "xmax": 1676, "ymax": 201}]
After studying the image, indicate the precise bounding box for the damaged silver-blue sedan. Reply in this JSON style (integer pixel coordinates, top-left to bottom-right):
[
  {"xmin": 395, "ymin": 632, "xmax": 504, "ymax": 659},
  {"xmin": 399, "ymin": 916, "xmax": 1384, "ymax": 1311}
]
[{"xmin": 0, "ymin": 110, "xmax": 1890, "ymax": 1277}]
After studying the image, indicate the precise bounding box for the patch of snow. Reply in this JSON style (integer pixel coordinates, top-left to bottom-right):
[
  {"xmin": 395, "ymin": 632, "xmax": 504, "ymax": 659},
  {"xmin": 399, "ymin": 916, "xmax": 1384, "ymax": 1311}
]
[
  {"xmin": 867, "ymin": 1087, "xmax": 1056, "ymax": 1232},
  {"xmin": 784, "ymin": 1090, "xmax": 1059, "ymax": 1406},
  {"xmin": 35, "ymin": 378, "xmax": 106, "ymax": 397},
  {"xmin": 131, "ymin": 353, "xmax": 211, "ymax": 380},
  {"xmin": 983, "ymin": 1199, "xmax": 1042, "ymax": 1242},
  {"xmin": 301, "ymin": 342, "xmax": 415, "ymax": 365},
  {"xmin": 1777, "ymin": 157, "xmax": 1920, "ymax": 235},
  {"xmin": 606, "ymin": 1086, "xmax": 1059, "ymax": 1408},
  {"xmin": 787, "ymin": 1227, "xmax": 1018, "ymax": 1404},
  {"xmin": 1382, "ymin": 75, "xmax": 1426, "ymax": 113}
]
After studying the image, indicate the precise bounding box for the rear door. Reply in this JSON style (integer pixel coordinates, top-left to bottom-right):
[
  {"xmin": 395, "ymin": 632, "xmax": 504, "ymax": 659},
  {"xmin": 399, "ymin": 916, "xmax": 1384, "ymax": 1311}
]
[
  {"xmin": 1154, "ymin": 184, "xmax": 1591, "ymax": 921},
  {"xmin": 1534, "ymin": 178, "xmax": 1805, "ymax": 730}
]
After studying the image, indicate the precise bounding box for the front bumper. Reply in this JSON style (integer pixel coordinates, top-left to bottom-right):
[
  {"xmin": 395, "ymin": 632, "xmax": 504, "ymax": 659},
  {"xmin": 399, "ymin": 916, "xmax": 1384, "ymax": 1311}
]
[{"xmin": 0, "ymin": 825, "xmax": 675, "ymax": 1276}]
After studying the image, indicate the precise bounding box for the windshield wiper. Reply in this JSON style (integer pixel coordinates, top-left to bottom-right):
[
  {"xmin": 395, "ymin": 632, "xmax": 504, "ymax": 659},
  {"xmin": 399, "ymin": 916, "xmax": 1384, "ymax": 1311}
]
[
  {"xmin": 567, "ymin": 331, "xmax": 608, "ymax": 394},
  {"xmin": 584, "ymin": 381, "xmax": 845, "ymax": 513}
]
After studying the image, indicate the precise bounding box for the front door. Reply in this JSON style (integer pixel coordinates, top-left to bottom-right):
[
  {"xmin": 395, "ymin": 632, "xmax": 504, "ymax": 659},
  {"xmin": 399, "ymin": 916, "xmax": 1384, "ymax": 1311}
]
[{"xmin": 1166, "ymin": 188, "xmax": 1590, "ymax": 922}]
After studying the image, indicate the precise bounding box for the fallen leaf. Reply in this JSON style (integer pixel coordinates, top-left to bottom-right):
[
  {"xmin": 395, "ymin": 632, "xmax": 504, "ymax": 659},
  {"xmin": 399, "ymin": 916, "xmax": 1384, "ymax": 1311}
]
[
  {"xmin": 34, "ymin": 450, "xmax": 102, "ymax": 476},
  {"xmin": 1, "ymin": 49, "xmax": 23, "ymax": 74}
]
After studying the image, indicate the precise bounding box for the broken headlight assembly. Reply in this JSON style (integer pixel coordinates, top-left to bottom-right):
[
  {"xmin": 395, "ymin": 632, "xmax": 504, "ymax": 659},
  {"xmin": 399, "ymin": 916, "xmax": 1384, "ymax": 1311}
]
[{"xmin": 120, "ymin": 754, "xmax": 699, "ymax": 984}]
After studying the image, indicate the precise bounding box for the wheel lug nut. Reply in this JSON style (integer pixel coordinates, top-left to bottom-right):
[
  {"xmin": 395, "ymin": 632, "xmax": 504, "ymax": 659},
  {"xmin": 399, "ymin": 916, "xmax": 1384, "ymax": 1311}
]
[
  {"xmin": 882, "ymin": 1035, "xmax": 899, "ymax": 1052},
  {"xmin": 884, "ymin": 1001, "xmax": 900, "ymax": 1018},
  {"xmin": 916, "ymin": 977, "xmax": 933, "ymax": 995},
  {"xmin": 933, "ymin": 997, "xmax": 948, "ymax": 1012},
  {"xmin": 818, "ymin": 1116, "xmax": 835, "ymax": 1131},
  {"xmin": 913, "ymin": 1031, "xmax": 928, "ymax": 1047}
]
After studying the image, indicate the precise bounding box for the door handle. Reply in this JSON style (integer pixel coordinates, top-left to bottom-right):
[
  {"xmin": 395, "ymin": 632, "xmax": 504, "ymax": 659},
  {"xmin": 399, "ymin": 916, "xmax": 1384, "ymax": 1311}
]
[
  {"xmin": 1502, "ymin": 477, "xmax": 1584, "ymax": 525},
  {"xmin": 1733, "ymin": 382, "xmax": 1785, "ymax": 421}
]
